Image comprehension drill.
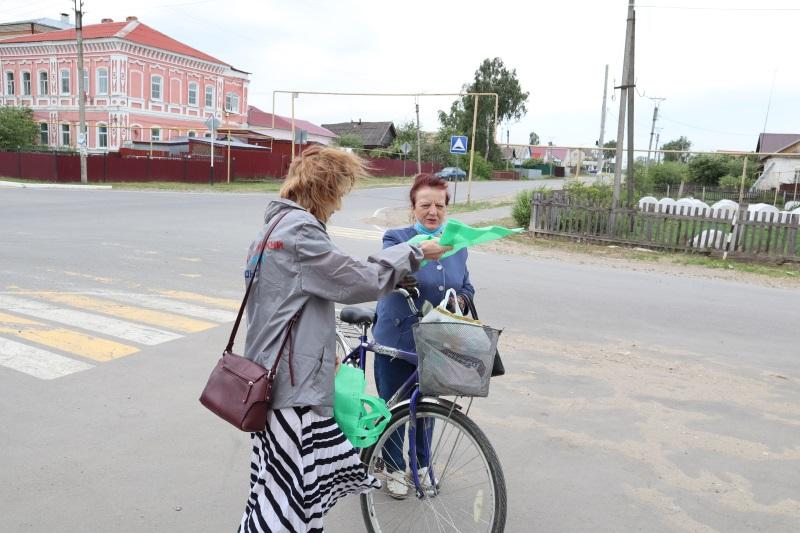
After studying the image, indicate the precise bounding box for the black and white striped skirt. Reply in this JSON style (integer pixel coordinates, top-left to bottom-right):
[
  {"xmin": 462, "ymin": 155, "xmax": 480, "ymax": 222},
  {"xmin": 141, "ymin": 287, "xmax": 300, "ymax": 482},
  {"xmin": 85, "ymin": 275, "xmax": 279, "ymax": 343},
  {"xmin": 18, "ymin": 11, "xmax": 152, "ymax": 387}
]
[{"xmin": 238, "ymin": 406, "xmax": 381, "ymax": 533}]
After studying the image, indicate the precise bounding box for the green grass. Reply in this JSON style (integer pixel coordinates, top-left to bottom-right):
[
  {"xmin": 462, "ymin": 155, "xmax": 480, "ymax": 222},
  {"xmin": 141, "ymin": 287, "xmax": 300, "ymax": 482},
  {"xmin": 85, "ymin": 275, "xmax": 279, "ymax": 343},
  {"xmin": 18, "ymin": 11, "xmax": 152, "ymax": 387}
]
[
  {"xmin": 483, "ymin": 216, "xmax": 800, "ymax": 279},
  {"xmin": 448, "ymin": 200, "xmax": 513, "ymax": 214}
]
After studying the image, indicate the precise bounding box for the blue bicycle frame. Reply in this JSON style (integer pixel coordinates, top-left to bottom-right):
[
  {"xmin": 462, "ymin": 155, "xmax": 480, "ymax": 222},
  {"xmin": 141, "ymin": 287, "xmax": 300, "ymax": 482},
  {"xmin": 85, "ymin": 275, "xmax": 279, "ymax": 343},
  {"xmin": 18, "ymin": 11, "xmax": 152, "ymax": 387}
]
[{"xmin": 340, "ymin": 316, "xmax": 436, "ymax": 497}]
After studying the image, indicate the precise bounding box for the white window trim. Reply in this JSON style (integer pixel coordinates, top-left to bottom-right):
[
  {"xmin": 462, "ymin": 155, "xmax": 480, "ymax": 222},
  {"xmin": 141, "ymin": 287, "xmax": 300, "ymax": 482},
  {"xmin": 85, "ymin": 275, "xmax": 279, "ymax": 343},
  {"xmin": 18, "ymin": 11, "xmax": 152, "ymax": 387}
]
[
  {"xmin": 188, "ymin": 82, "xmax": 198, "ymax": 107},
  {"xmin": 39, "ymin": 122, "xmax": 49, "ymax": 145},
  {"xmin": 97, "ymin": 123, "xmax": 108, "ymax": 149},
  {"xmin": 187, "ymin": 130, "xmax": 197, "ymax": 138},
  {"xmin": 60, "ymin": 123, "xmax": 71, "ymax": 146},
  {"xmin": 21, "ymin": 70, "xmax": 31, "ymax": 96},
  {"xmin": 130, "ymin": 124, "xmax": 143, "ymax": 141},
  {"xmin": 151, "ymin": 75, "xmax": 163, "ymax": 102},
  {"xmin": 60, "ymin": 69, "xmax": 71, "ymax": 95},
  {"xmin": 225, "ymin": 92, "xmax": 239, "ymax": 114},
  {"xmin": 5, "ymin": 71, "xmax": 15, "ymax": 96},
  {"xmin": 150, "ymin": 126, "xmax": 161, "ymax": 141},
  {"xmin": 204, "ymin": 85, "xmax": 214, "ymax": 108},
  {"xmin": 96, "ymin": 68, "xmax": 108, "ymax": 95},
  {"xmin": 38, "ymin": 70, "xmax": 49, "ymax": 96}
]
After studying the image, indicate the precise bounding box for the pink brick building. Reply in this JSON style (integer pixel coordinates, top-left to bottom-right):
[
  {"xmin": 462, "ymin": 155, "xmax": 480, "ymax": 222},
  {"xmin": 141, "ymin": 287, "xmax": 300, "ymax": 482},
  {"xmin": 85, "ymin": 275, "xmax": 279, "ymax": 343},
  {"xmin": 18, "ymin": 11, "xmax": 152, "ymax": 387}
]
[{"xmin": 0, "ymin": 16, "xmax": 248, "ymax": 152}]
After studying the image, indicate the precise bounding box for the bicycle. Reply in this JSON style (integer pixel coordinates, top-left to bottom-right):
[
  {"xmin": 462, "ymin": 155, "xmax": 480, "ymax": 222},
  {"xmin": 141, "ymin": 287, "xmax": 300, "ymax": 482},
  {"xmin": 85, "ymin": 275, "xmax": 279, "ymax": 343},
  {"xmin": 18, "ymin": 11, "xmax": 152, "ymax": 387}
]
[{"xmin": 336, "ymin": 289, "xmax": 507, "ymax": 533}]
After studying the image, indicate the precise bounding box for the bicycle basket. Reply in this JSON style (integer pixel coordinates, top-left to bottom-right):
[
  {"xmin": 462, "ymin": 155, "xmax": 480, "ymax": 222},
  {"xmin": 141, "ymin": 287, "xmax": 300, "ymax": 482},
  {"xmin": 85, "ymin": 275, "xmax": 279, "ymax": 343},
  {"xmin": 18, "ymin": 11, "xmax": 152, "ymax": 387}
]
[{"xmin": 412, "ymin": 321, "xmax": 501, "ymax": 397}]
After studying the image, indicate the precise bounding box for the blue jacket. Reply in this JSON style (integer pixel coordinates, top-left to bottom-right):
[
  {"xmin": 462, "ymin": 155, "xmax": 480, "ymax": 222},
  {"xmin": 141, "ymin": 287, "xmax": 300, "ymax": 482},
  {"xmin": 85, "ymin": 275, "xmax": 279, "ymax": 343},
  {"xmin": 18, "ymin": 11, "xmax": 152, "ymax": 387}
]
[{"xmin": 373, "ymin": 225, "xmax": 474, "ymax": 353}]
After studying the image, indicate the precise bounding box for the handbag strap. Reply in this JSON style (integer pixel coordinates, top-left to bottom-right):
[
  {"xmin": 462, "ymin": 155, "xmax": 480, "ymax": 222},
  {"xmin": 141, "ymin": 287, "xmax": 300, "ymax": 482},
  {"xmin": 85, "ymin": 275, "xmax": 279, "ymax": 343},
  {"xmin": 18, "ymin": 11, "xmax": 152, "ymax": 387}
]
[
  {"xmin": 269, "ymin": 308, "xmax": 303, "ymax": 386},
  {"xmin": 225, "ymin": 210, "xmax": 290, "ymax": 353},
  {"xmin": 462, "ymin": 294, "xmax": 479, "ymax": 320}
]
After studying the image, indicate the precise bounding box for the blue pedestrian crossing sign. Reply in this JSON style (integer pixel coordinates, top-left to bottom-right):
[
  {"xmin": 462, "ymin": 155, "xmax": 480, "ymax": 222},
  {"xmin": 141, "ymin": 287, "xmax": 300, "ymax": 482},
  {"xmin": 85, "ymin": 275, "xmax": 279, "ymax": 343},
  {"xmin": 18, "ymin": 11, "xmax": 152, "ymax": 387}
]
[{"xmin": 450, "ymin": 135, "xmax": 468, "ymax": 154}]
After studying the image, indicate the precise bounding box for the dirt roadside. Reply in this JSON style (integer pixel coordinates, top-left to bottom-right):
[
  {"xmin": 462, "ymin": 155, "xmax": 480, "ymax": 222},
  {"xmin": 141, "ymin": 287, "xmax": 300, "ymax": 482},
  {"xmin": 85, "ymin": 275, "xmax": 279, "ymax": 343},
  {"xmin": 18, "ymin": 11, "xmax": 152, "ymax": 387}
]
[{"xmin": 367, "ymin": 205, "xmax": 800, "ymax": 290}]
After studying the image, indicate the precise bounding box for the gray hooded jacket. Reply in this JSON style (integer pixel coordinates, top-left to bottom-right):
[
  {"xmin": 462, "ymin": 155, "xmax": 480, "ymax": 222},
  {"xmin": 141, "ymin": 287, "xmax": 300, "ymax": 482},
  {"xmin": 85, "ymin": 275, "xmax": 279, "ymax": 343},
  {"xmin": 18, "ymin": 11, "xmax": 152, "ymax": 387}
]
[{"xmin": 243, "ymin": 199, "xmax": 422, "ymax": 416}]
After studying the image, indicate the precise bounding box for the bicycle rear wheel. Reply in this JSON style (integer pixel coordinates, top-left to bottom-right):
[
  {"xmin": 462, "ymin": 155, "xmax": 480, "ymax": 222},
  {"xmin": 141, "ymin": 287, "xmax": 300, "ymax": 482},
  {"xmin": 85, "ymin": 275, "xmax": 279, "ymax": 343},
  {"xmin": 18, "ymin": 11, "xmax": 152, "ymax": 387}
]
[{"xmin": 360, "ymin": 402, "xmax": 507, "ymax": 532}]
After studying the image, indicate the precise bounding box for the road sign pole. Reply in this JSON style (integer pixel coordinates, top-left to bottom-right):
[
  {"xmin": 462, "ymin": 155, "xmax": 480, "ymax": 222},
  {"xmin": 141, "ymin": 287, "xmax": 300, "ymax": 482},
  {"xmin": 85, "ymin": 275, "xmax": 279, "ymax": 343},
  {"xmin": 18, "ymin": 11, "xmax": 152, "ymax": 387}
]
[
  {"xmin": 454, "ymin": 154, "xmax": 459, "ymax": 204},
  {"xmin": 210, "ymin": 129, "xmax": 214, "ymax": 186}
]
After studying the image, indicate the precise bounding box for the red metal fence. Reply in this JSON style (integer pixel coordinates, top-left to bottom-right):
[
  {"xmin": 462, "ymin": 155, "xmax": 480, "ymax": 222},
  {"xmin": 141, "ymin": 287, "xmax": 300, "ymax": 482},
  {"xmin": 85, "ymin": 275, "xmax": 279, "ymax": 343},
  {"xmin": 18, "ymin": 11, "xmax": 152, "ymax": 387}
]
[{"xmin": 0, "ymin": 150, "xmax": 442, "ymax": 183}]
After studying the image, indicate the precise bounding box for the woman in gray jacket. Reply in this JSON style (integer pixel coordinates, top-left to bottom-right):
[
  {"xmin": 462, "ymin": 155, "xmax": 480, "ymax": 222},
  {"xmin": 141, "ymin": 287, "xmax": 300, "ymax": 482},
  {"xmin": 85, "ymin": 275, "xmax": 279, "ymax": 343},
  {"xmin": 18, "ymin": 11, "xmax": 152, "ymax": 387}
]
[{"xmin": 238, "ymin": 146, "xmax": 448, "ymax": 533}]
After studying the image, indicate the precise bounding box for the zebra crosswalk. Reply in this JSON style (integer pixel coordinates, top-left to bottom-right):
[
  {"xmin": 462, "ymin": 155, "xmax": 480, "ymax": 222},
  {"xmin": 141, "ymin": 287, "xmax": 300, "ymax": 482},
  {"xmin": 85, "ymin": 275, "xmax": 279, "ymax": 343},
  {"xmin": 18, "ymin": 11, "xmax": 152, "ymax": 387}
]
[
  {"xmin": 0, "ymin": 288, "xmax": 239, "ymax": 381},
  {"xmin": 328, "ymin": 226, "xmax": 384, "ymax": 241}
]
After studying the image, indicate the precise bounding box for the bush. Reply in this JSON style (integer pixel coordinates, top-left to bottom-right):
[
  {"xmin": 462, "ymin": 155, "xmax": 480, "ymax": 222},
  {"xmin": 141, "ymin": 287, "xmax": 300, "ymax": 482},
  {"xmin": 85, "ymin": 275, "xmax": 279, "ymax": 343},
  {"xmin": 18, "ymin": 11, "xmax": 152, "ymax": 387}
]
[
  {"xmin": 521, "ymin": 158, "xmax": 544, "ymax": 169},
  {"xmin": 688, "ymin": 154, "xmax": 728, "ymax": 185},
  {"xmin": 648, "ymin": 161, "xmax": 688, "ymax": 186},
  {"xmin": 563, "ymin": 181, "xmax": 613, "ymax": 206},
  {"xmin": 469, "ymin": 153, "xmax": 493, "ymax": 179},
  {"xmin": 512, "ymin": 189, "xmax": 535, "ymax": 228},
  {"xmin": 718, "ymin": 174, "xmax": 755, "ymax": 190},
  {"xmin": 334, "ymin": 133, "xmax": 364, "ymax": 149}
]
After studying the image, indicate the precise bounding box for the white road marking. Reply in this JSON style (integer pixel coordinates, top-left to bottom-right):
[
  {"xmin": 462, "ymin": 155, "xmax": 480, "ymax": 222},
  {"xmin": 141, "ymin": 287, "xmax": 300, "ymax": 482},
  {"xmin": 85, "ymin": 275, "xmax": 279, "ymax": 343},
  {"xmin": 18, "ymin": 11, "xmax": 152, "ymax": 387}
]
[
  {"xmin": 328, "ymin": 226, "xmax": 384, "ymax": 241},
  {"xmin": 83, "ymin": 291, "xmax": 236, "ymax": 323},
  {"xmin": 0, "ymin": 295, "xmax": 181, "ymax": 346},
  {"xmin": 0, "ymin": 337, "xmax": 93, "ymax": 379}
]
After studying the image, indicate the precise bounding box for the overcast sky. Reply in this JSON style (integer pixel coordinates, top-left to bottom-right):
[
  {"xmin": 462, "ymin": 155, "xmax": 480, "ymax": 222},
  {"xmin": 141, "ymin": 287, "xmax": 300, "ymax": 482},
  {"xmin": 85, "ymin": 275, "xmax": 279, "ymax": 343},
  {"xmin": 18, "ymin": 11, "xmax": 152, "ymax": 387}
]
[{"xmin": 3, "ymin": 0, "xmax": 798, "ymax": 152}]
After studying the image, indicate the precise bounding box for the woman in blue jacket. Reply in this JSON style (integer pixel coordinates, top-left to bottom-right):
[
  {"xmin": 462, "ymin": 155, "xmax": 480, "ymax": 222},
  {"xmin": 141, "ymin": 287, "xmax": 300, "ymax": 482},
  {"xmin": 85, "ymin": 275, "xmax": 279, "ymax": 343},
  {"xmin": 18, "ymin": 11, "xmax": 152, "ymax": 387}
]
[{"xmin": 372, "ymin": 172, "xmax": 475, "ymax": 498}]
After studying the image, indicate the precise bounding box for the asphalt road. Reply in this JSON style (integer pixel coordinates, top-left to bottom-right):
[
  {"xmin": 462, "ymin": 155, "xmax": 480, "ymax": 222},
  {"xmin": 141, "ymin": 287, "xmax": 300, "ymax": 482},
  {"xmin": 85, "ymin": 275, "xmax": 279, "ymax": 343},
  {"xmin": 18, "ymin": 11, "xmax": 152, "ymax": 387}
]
[{"xmin": 0, "ymin": 180, "xmax": 797, "ymax": 532}]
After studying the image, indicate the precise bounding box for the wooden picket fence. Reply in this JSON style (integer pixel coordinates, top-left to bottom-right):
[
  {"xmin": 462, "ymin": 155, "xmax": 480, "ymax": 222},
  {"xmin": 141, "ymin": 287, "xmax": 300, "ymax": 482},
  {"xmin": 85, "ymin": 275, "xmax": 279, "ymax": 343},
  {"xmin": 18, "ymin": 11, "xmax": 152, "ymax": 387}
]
[{"xmin": 529, "ymin": 193, "xmax": 800, "ymax": 261}]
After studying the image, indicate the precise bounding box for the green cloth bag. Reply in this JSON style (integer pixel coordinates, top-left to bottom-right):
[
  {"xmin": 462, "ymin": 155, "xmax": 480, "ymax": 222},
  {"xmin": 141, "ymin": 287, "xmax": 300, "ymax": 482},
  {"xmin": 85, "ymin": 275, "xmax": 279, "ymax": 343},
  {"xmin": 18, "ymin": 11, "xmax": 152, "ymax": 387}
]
[
  {"xmin": 333, "ymin": 365, "xmax": 391, "ymax": 448},
  {"xmin": 408, "ymin": 218, "xmax": 523, "ymax": 264}
]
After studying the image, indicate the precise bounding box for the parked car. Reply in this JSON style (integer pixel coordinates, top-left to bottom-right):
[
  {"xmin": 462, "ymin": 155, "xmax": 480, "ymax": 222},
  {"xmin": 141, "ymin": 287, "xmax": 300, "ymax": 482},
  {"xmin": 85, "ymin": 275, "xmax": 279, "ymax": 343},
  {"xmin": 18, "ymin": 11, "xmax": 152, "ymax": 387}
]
[{"xmin": 435, "ymin": 167, "xmax": 467, "ymax": 181}]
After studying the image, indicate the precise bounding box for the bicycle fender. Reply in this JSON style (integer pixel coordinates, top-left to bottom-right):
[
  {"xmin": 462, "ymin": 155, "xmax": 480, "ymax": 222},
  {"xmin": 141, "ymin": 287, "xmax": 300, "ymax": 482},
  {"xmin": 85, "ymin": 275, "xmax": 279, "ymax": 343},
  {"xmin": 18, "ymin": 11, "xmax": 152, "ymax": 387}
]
[{"xmin": 389, "ymin": 396, "xmax": 463, "ymax": 415}]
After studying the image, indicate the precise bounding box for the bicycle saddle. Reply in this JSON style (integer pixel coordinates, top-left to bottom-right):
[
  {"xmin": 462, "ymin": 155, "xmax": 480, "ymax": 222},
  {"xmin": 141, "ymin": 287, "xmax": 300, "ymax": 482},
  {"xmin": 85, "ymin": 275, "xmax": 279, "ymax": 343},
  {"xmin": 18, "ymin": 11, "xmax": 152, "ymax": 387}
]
[{"xmin": 340, "ymin": 306, "xmax": 375, "ymax": 325}]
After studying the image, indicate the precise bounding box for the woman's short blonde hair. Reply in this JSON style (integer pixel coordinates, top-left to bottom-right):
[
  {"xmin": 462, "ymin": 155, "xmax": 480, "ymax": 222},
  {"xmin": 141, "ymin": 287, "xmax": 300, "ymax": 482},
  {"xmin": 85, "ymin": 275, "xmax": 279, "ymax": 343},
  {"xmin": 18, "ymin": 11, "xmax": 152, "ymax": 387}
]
[{"xmin": 280, "ymin": 146, "xmax": 370, "ymax": 222}]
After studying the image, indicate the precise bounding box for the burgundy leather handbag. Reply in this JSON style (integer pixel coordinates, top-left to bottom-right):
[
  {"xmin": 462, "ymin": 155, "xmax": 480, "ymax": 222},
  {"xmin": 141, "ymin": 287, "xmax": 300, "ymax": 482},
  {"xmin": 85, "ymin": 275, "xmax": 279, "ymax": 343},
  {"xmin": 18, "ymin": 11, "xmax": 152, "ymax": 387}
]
[{"xmin": 199, "ymin": 211, "xmax": 301, "ymax": 432}]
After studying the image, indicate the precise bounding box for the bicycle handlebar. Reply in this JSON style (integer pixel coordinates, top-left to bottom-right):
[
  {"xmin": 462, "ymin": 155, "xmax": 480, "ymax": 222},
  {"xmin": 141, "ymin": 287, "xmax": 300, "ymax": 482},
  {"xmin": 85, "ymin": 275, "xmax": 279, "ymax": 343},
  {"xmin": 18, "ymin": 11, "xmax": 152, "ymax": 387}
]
[{"xmin": 393, "ymin": 287, "xmax": 421, "ymax": 316}]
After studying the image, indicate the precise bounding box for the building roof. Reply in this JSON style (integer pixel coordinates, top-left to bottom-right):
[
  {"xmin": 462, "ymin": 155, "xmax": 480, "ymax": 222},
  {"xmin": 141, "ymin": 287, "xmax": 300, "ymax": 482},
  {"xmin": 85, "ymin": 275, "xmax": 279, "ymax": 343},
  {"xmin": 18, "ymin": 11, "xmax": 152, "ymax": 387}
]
[
  {"xmin": 530, "ymin": 145, "xmax": 568, "ymax": 161},
  {"xmin": 321, "ymin": 121, "xmax": 396, "ymax": 147},
  {"xmin": 756, "ymin": 133, "xmax": 800, "ymax": 157},
  {"xmin": 0, "ymin": 17, "xmax": 74, "ymax": 30},
  {"xmin": 247, "ymin": 106, "xmax": 336, "ymax": 138},
  {"xmin": 1, "ymin": 18, "xmax": 228, "ymax": 65}
]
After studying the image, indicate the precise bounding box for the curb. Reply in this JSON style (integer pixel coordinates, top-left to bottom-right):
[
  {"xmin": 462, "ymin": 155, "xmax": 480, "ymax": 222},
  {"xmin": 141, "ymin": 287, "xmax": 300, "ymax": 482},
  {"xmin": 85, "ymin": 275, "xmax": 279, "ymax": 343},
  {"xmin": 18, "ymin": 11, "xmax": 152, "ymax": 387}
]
[{"xmin": 0, "ymin": 180, "xmax": 113, "ymax": 190}]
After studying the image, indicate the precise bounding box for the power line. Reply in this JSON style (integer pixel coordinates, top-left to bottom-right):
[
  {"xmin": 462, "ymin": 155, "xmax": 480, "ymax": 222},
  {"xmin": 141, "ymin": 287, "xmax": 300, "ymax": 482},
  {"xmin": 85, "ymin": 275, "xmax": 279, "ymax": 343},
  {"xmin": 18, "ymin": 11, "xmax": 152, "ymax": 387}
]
[
  {"xmin": 659, "ymin": 116, "xmax": 752, "ymax": 136},
  {"xmin": 637, "ymin": 4, "xmax": 800, "ymax": 12}
]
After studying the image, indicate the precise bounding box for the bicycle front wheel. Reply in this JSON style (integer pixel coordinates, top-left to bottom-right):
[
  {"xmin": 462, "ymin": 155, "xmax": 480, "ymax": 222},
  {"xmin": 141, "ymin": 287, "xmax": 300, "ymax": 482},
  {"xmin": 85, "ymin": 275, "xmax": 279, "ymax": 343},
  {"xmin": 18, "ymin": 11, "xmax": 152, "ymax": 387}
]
[{"xmin": 360, "ymin": 402, "xmax": 507, "ymax": 532}]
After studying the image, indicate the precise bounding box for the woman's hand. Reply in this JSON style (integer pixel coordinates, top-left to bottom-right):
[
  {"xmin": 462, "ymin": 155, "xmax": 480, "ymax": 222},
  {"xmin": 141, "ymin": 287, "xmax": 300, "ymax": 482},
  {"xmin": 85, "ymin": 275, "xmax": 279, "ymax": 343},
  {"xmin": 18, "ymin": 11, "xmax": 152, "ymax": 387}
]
[{"xmin": 418, "ymin": 239, "xmax": 452, "ymax": 261}]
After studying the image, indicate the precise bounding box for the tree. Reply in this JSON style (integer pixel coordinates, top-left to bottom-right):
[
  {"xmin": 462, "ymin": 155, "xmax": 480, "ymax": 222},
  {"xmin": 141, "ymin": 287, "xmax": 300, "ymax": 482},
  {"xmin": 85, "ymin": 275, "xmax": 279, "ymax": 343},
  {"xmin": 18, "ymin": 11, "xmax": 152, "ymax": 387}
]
[
  {"xmin": 661, "ymin": 136, "xmax": 692, "ymax": 163},
  {"xmin": 386, "ymin": 121, "xmax": 420, "ymax": 159},
  {"xmin": 529, "ymin": 131, "xmax": 540, "ymax": 145},
  {"xmin": 726, "ymin": 154, "xmax": 760, "ymax": 182},
  {"xmin": 687, "ymin": 154, "xmax": 728, "ymax": 185},
  {"xmin": 0, "ymin": 106, "xmax": 38, "ymax": 150},
  {"xmin": 438, "ymin": 58, "xmax": 529, "ymax": 164},
  {"xmin": 602, "ymin": 140, "xmax": 617, "ymax": 164}
]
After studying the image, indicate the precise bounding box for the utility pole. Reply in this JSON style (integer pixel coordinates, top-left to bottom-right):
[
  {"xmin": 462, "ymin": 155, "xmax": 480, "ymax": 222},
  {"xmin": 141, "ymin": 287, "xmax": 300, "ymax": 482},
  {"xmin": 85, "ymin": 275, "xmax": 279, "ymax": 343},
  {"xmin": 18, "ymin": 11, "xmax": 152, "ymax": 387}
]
[
  {"xmin": 645, "ymin": 97, "xmax": 665, "ymax": 172},
  {"xmin": 626, "ymin": 6, "xmax": 636, "ymax": 207},
  {"xmin": 466, "ymin": 94, "xmax": 479, "ymax": 204},
  {"xmin": 612, "ymin": 0, "xmax": 635, "ymax": 211},
  {"xmin": 655, "ymin": 132, "xmax": 661, "ymax": 163},
  {"xmin": 598, "ymin": 64, "xmax": 609, "ymax": 175},
  {"xmin": 290, "ymin": 92, "xmax": 296, "ymax": 161},
  {"xmin": 75, "ymin": 0, "xmax": 87, "ymax": 183},
  {"xmin": 415, "ymin": 97, "xmax": 422, "ymax": 174}
]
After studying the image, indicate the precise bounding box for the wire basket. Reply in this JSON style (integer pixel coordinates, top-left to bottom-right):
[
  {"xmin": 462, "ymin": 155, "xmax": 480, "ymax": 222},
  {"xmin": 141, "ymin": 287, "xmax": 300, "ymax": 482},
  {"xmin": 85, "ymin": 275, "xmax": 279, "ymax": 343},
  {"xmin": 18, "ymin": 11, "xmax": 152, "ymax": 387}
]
[{"xmin": 412, "ymin": 321, "xmax": 501, "ymax": 397}]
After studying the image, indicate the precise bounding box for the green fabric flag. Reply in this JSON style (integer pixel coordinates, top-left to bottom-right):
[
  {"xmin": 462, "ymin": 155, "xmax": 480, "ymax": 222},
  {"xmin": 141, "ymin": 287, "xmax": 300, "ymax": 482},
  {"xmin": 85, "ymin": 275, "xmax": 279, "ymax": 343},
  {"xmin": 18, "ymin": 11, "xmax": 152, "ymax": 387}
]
[{"xmin": 408, "ymin": 218, "xmax": 523, "ymax": 263}]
